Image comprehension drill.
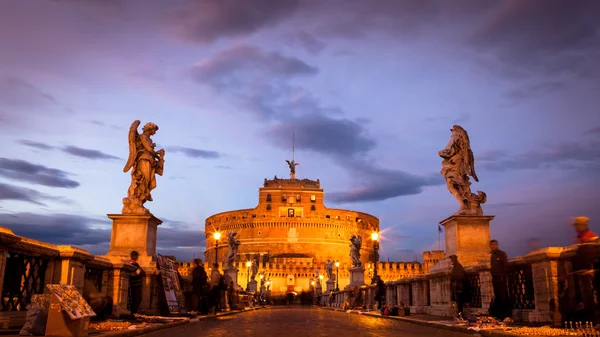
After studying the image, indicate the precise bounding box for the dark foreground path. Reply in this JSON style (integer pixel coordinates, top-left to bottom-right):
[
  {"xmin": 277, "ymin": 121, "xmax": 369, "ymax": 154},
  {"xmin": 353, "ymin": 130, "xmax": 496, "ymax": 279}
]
[{"xmin": 142, "ymin": 307, "xmax": 469, "ymax": 337}]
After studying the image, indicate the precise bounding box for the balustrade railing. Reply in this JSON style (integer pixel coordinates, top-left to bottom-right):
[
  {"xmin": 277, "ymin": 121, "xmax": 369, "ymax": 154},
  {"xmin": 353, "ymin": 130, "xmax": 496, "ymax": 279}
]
[{"xmin": 1, "ymin": 253, "xmax": 48, "ymax": 311}]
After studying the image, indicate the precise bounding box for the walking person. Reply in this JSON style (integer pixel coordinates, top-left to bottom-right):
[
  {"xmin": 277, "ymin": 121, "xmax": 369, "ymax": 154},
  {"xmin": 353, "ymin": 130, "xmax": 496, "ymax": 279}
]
[
  {"xmin": 374, "ymin": 276, "xmax": 386, "ymax": 313},
  {"xmin": 191, "ymin": 258, "xmax": 208, "ymax": 315},
  {"xmin": 209, "ymin": 264, "xmax": 222, "ymax": 315},
  {"xmin": 450, "ymin": 255, "xmax": 467, "ymax": 318},
  {"xmin": 129, "ymin": 251, "xmax": 145, "ymax": 315},
  {"xmin": 571, "ymin": 216, "xmax": 599, "ymax": 323},
  {"xmin": 489, "ymin": 240, "xmax": 511, "ymax": 320}
]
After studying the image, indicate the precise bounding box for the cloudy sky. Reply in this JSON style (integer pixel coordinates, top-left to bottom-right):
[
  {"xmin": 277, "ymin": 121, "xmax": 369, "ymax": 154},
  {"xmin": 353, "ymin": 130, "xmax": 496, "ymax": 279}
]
[{"xmin": 1, "ymin": 0, "xmax": 599, "ymax": 262}]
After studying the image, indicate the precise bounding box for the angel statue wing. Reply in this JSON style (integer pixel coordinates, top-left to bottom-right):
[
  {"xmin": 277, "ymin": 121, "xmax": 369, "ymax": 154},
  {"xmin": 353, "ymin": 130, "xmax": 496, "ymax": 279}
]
[
  {"xmin": 458, "ymin": 126, "xmax": 479, "ymax": 182},
  {"xmin": 286, "ymin": 159, "xmax": 291, "ymax": 166},
  {"xmin": 123, "ymin": 120, "xmax": 141, "ymax": 173}
]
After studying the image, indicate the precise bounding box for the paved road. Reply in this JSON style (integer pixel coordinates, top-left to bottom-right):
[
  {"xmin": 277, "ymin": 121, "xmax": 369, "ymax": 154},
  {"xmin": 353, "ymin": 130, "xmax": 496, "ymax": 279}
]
[{"xmin": 143, "ymin": 307, "xmax": 469, "ymax": 337}]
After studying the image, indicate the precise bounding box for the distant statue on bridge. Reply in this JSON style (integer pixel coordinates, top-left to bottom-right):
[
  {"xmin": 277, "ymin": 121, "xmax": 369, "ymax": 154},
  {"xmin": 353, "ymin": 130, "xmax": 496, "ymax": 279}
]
[
  {"xmin": 325, "ymin": 260, "xmax": 334, "ymax": 280},
  {"xmin": 250, "ymin": 260, "xmax": 259, "ymax": 282},
  {"xmin": 439, "ymin": 125, "xmax": 486, "ymax": 216},
  {"xmin": 349, "ymin": 235, "xmax": 362, "ymax": 268},
  {"xmin": 122, "ymin": 120, "xmax": 165, "ymax": 214},
  {"xmin": 226, "ymin": 232, "xmax": 241, "ymax": 269}
]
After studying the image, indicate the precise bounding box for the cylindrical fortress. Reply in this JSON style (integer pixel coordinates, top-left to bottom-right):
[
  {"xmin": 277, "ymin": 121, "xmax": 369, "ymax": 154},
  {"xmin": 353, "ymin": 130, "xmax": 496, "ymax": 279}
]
[{"xmin": 203, "ymin": 175, "xmax": 380, "ymax": 294}]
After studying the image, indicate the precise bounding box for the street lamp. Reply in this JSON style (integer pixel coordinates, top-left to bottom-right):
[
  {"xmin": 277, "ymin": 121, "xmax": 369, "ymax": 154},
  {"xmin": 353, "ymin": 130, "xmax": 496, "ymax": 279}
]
[
  {"xmin": 213, "ymin": 230, "xmax": 221, "ymax": 265},
  {"xmin": 245, "ymin": 261, "xmax": 252, "ymax": 291},
  {"xmin": 334, "ymin": 261, "xmax": 340, "ymax": 292},
  {"xmin": 371, "ymin": 232, "xmax": 380, "ymax": 284},
  {"xmin": 319, "ymin": 274, "xmax": 324, "ymax": 288}
]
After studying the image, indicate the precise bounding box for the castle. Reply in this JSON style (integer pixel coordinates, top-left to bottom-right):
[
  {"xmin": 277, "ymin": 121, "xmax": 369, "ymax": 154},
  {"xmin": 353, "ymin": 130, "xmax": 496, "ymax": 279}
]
[{"xmin": 177, "ymin": 164, "xmax": 438, "ymax": 294}]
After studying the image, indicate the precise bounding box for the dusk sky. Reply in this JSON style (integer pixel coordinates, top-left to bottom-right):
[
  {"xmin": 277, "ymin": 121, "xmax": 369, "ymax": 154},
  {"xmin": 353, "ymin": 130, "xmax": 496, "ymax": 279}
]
[{"xmin": 1, "ymin": 0, "xmax": 599, "ymax": 262}]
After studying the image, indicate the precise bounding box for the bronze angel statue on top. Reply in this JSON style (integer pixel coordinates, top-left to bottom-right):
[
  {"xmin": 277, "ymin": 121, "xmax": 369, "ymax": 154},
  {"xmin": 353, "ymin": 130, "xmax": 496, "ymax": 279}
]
[
  {"xmin": 122, "ymin": 120, "xmax": 165, "ymax": 214},
  {"xmin": 286, "ymin": 159, "xmax": 299, "ymax": 175},
  {"xmin": 438, "ymin": 125, "xmax": 486, "ymax": 216}
]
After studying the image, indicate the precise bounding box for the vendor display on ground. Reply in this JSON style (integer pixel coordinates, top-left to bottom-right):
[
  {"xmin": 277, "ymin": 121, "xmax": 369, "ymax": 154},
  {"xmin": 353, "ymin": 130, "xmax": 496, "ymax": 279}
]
[{"xmin": 47, "ymin": 284, "xmax": 96, "ymax": 320}]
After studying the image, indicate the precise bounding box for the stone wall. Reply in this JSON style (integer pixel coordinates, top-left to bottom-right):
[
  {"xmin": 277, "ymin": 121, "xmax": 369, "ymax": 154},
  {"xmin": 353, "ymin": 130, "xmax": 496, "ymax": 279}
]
[
  {"xmin": 317, "ymin": 244, "xmax": 595, "ymax": 326},
  {"xmin": 0, "ymin": 226, "xmax": 138, "ymax": 327}
]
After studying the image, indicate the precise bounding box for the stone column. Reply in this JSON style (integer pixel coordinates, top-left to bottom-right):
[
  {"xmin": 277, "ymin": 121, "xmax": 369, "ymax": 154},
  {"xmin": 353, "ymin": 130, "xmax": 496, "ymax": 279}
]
[
  {"xmin": 107, "ymin": 262, "xmax": 136, "ymax": 317},
  {"xmin": 54, "ymin": 246, "xmax": 94, "ymax": 294},
  {"xmin": 524, "ymin": 248, "xmax": 562, "ymax": 324}
]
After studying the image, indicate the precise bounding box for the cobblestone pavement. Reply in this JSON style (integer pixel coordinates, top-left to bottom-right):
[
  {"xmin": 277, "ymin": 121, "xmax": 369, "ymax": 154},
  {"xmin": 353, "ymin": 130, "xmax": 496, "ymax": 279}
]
[{"xmin": 142, "ymin": 307, "xmax": 470, "ymax": 337}]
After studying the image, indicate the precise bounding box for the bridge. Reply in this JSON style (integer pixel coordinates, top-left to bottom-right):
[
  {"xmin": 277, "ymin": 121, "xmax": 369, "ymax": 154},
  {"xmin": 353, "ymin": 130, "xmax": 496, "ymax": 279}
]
[{"xmin": 142, "ymin": 307, "xmax": 470, "ymax": 337}]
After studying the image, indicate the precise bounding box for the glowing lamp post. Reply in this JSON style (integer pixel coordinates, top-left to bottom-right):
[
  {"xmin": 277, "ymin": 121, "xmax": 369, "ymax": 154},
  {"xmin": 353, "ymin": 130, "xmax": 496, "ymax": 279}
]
[
  {"xmin": 246, "ymin": 261, "xmax": 252, "ymax": 291},
  {"xmin": 371, "ymin": 232, "xmax": 380, "ymax": 284},
  {"xmin": 335, "ymin": 261, "xmax": 340, "ymax": 292},
  {"xmin": 319, "ymin": 274, "xmax": 324, "ymax": 288},
  {"xmin": 213, "ymin": 231, "xmax": 221, "ymax": 265}
]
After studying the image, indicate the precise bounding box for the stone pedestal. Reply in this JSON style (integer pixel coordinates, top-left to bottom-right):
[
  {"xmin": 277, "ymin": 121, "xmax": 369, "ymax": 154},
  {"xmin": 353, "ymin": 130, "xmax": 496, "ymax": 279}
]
[
  {"xmin": 104, "ymin": 213, "xmax": 162, "ymax": 267},
  {"xmin": 430, "ymin": 215, "xmax": 494, "ymax": 272},
  {"xmin": 346, "ymin": 267, "xmax": 365, "ymax": 288},
  {"xmin": 326, "ymin": 280, "xmax": 335, "ymax": 293},
  {"xmin": 225, "ymin": 268, "xmax": 239, "ymax": 287},
  {"xmin": 248, "ymin": 280, "xmax": 258, "ymax": 293}
]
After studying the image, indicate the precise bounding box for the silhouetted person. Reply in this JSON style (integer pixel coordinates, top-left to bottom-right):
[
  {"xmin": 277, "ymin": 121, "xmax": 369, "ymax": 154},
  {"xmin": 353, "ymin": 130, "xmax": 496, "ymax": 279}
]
[
  {"xmin": 375, "ymin": 276, "xmax": 386, "ymax": 313},
  {"xmin": 450, "ymin": 255, "xmax": 468, "ymax": 318},
  {"xmin": 209, "ymin": 264, "xmax": 222, "ymax": 315},
  {"xmin": 83, "ymin": 277, "xmax": 112, "ymax": 321},
  {"xmin": 192, "ymin": 259, "xmax": 208, "ymax": 315},
  {"xmin": 489, "ymin": 240, "xmax": 511, "ymax": 320},
  {"xmin": 572, "ymin": 217, "xmax": 599, "ymax": 323},
  {"xmin": 129, "ymin": 251, "xmax": 145, "ymax": 315}
]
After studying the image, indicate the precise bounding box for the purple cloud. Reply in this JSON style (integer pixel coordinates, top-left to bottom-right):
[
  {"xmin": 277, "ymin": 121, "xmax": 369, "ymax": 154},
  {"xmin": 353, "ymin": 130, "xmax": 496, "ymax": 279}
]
[
  {"xmin": 0, "ymin": 158, "xmax": 79, "ymax": 188},
  {"xmin": 166, "ymin": 146, "xmax": 221, "ymax": 159},
  {"xmin": 166, "ymin": 0, "xmax": 299, "ymax": 44}
]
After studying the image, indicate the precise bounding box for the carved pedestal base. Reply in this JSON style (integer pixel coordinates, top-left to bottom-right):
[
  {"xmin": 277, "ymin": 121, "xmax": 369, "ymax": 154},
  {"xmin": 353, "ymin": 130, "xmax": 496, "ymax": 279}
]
[
  {"xmin": 326, "ymin": 280, "xmax": 335, "ymax": 293},
  {"xmin": 248, "ymin": 280, "xmax": 258, "ymax": 293},
  {"xmin": 104, "ymin": 213, "xmax": 162, "ymax": 266},
  {"xmin": 225, "ymin": 268, "xmax": 239, "ymax": 287},
  {"xmin": 430, "ymin": 215, "xmax": 494, "ymax": 273},
  {"xmin": 346, "ymin": 267, "xmax": 365, "ymax": 289}
]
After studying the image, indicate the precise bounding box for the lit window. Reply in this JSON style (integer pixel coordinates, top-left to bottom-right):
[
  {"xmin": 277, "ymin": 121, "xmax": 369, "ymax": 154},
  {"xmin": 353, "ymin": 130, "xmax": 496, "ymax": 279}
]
[{"xmin": 310, "ymin": 195, "xmax": 316, "ymax": 202}]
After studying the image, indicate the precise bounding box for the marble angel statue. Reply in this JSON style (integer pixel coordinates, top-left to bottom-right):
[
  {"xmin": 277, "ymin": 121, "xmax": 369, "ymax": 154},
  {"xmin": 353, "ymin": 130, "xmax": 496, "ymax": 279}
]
[
  {"xmin": 325, "ymin": 259, "xmax": 334, "ymax": 280},
  {"xmin": 122, "ymin": 120, "xmax": 165, "ymax": 214},
  {"xmin": 250, "ymin": 260, "xmax": 259, "ymax": 282},
  {"xmin": 438, "ymin": 125, "xmax": 486, "ymax": 216},
  {"xmin": 349, "ymin": 235, "xmax": 362, "ymax": 268},
  {"xmin": 226, "ymin": 232, "xmax": 241, "ymax": 269}
]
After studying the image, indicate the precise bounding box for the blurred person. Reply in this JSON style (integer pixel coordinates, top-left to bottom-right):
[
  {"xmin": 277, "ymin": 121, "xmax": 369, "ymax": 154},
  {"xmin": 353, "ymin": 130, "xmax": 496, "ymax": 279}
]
[
  {"xmin": 489, "ymin": 240, "xmax": 511, "ymax": 320},
  {"xmin": 192, "ymin": 258, "xmax": 208, "ymax": 315},
  {"xmin": 209, "ymin": 263, "xmax": 222, "ymax": 315},
  {"xmin": 571, "ymin": 217, "xmax": 599, "ymax": 323},
  {"xmin": 83, "ymin": 276, "xmax": 112, "ymax": 321},
  {"xmin": 129, "ymin": 251, "xmax": 145, "ymax": 315},
  {"xmin": 374, "ymin": 276, "xmax": 386, "ymax": 314},
  {"xmin": 450, "ymin": 255, "xmax": 469, "ymax": 318},
  {"xmin": 573, "ymin": 216, "xmax": 599, "ymax": 244}
]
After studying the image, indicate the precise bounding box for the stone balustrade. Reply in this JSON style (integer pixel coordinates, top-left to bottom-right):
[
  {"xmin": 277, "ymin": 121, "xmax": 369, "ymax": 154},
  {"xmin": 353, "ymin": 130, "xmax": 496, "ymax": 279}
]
[
  {"xmin": 316, "ymin": 244, "xmax": 598, "ymax": 326},
  {"xmin": 0, "ymin": 226, "xmax": 137, "ymax": 327}
]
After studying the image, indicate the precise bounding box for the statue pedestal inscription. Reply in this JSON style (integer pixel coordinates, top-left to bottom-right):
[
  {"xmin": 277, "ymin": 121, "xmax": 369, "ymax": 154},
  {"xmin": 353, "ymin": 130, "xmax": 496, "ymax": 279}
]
[
  {"xmin": 431, "ymin": 215, "xmax": 494, "ymax": 272},
  {"xmin": 326, "ymin": 280, "xmax": 335, "ymax": 293},
  {"xmin": 248, "ymin": 280, "xmax": 258, "ymax": 293},
  {"xmin": 347, "ymin": 267, "xmax": 365, "ymax": 288},
  {"xmin": 104, "ymin": 213, "xmax": 162, "ymax": 266}
]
